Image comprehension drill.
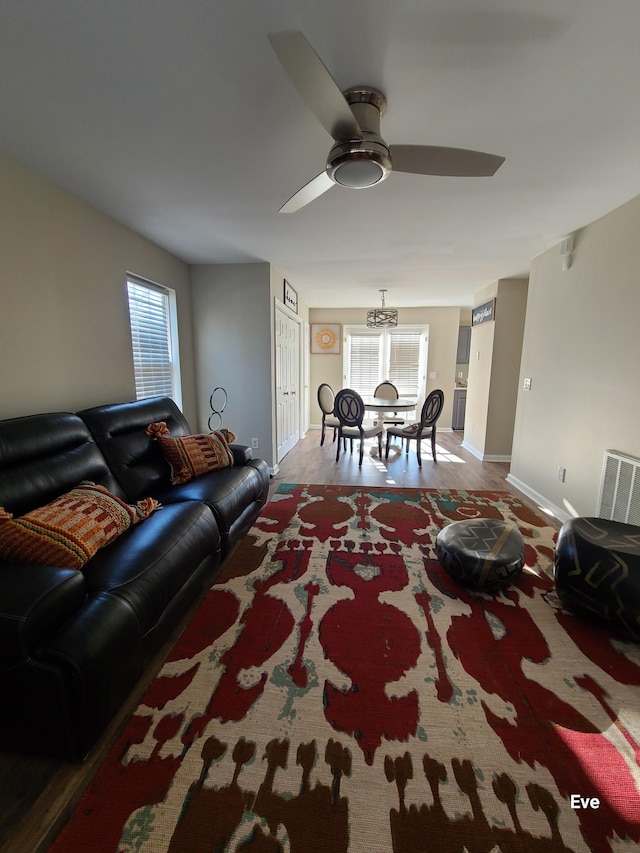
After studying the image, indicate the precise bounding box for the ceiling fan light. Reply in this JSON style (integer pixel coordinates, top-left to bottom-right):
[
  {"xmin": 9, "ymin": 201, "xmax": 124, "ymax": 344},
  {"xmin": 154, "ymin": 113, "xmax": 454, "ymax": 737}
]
[
  {"xmin": 327, "ymin": 138, "xmax": 392, "ymax": 189},
  {"xmin": 334, "ymin": 159, "xmax": 385, "ymax": 188}
]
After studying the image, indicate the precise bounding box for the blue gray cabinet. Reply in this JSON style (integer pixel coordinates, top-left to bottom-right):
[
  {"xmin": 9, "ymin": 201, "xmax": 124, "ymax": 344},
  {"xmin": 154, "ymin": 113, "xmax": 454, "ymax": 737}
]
[
  {"xmin": 453, "ymin": 388, "xmax": 467, "ymax": 430},
  {"xmin": 456, "ymin": 326, "xmax": 471, "ymax": 364}
]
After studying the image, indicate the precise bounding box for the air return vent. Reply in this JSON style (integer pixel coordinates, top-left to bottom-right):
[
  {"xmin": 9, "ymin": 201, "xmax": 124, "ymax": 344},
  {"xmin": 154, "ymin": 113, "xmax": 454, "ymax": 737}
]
[{"xmin": 598, "ymin": 450, "xmax": 640, "ymax": 526}]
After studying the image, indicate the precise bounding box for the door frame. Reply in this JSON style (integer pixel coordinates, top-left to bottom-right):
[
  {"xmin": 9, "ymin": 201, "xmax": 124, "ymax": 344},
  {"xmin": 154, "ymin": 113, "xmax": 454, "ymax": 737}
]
[{"xmin": 274, "ymin": 299, "xmax": 304, "ymax": 462}]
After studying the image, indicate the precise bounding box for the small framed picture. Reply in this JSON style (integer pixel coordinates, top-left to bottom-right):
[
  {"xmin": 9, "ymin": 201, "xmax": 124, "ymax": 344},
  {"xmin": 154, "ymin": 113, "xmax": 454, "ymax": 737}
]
[
  {"xmin": 311, "ymin": 323, "xmax": 341, "ymax": 354},
  {"xmin": 284, "ymin": 280, "xmax": 298, "ymax": 314}
]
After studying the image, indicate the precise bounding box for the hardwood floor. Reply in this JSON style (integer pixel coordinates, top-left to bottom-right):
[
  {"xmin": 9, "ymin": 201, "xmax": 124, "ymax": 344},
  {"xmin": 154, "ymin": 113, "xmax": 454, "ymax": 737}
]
[
  {"xmin": 273, "ymin": 427, "xmax": 518, "ymax": 493},
  {"xmin": 0, "ymin": 428, "xmax": 558, "ymax": 852}
]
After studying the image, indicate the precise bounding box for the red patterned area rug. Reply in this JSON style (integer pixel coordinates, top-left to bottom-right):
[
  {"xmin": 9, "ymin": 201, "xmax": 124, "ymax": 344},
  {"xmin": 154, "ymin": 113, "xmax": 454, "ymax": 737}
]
[{"xmin": 51, "ymin": 485, "xmax": 640, "ymax": 852}]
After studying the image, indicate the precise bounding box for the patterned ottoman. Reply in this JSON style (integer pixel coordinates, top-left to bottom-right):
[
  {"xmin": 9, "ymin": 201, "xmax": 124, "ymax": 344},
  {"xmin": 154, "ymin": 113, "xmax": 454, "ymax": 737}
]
[
  {"xmin": 436, "ymin": 518, "xmax": 524, "ymax": 592},
  {"xmin": 554, "ymin": 516, "xmax": 640, "ymax": 642}
]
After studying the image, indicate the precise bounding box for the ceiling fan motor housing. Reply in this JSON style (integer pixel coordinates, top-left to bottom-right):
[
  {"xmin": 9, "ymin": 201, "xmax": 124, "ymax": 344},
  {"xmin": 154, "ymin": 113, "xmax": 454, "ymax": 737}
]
[{"xmin": 326, "ymin": 87, "xmax": 392, "ymax": 189}]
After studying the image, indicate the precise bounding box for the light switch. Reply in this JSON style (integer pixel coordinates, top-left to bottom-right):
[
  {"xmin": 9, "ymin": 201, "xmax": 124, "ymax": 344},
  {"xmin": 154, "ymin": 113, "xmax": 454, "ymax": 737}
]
[{"xmin": 429, "ymin": 371, "xmax": 437, "ymax": 379}]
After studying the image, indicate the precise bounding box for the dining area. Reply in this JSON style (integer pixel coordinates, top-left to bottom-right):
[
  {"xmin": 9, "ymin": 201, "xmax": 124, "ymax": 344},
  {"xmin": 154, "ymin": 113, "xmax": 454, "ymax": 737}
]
[{"xmin": 317, "ymin": 382, "xmax": 444, "ymax": 468}]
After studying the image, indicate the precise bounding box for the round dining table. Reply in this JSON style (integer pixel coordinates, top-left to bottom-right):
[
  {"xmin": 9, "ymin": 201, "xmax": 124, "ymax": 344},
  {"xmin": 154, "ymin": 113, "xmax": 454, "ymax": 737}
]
[{"xmin": 361, "ymin": 395, "xmax": 417, "ymax": 426}]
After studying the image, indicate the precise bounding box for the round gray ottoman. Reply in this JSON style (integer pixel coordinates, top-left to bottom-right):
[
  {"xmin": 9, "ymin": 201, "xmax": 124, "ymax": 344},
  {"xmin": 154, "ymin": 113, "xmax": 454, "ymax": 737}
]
[{"xmin": 436, "ymin": 518, "xmax": 525, "ymax": 592}]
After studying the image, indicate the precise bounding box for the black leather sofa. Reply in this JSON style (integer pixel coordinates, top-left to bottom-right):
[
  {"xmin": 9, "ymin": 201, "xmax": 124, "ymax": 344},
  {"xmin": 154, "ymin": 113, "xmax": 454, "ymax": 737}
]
[{"xmin": 0, "ymin": 397, "xmax": 269, "ymax": 760}]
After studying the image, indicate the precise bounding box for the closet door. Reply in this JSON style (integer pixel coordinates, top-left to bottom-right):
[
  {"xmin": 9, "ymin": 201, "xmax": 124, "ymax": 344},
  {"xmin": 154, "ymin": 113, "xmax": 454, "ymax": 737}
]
[{"xmin": 275, "ymin": 305, "xmax": 300, "ymax": 461}]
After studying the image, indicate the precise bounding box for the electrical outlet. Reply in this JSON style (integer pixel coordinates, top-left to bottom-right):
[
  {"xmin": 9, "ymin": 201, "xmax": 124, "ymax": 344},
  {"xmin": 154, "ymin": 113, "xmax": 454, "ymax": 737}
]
[
  {"xmin": 557, "ymin": 466, "xmax": 566, "ymax": 482},
  {"xmin": 251, "ymin": 438, "xmax": 259, "ymax": 449},
  {"xmin": 523, "ymin": 377, "xmax": 532, "ymax": 391}
]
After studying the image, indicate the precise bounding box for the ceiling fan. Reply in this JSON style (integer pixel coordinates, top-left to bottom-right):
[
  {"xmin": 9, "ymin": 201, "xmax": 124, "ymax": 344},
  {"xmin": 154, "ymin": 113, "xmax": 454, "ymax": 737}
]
[{"xmin": 268, "ymin": 30, "xmax": 505, "ymax": 213}]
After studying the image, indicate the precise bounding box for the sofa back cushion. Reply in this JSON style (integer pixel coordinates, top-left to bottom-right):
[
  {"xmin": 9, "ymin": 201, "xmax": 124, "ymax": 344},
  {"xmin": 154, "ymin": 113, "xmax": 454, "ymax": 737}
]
[
  {"xmin": 0, "ymin": 413, "xmax": 121, "ymax": 516},
  {"xmin": 78, "ymin": 397, "xmax": 192, "ymax": 502}
]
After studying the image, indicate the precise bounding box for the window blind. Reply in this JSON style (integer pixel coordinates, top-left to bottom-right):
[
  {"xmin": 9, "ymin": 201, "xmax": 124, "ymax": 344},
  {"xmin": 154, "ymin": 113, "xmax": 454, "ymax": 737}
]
[
  {"xmin": 344, "ymin": 325, "xmax": 427, "ymax": 417},
  {"xmin": 388, "ymin": 332, "xmax": 422, "ymax": 396},
  {"xmin": 348, "ymin": 333, "xmax": 382, "ymax": 395},
  {"xmin": 126, "ymin": 279, "xmax": 175, "ymax": 400}
]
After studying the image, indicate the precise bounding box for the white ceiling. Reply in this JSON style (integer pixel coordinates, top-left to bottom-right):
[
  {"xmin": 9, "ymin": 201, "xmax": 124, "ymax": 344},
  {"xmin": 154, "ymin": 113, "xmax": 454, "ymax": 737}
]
[{"xmin": 2, "ymin": 0, "xmax": 640, "ymax": 308}]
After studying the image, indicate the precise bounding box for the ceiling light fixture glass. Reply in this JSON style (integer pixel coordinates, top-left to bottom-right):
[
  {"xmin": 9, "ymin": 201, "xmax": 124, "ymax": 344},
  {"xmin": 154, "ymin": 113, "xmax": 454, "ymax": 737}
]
[{"xmin": 366, "ymin": 289, "xmax": 398, "ymax": 328}]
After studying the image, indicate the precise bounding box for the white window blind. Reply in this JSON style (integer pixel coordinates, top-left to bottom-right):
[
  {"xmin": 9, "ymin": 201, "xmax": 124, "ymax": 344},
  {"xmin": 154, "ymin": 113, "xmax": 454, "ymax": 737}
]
[
  {"xmin": 126, "ymin": 278, "xmax": 181, "ymax": 403},
  {"xmin": 347, "ymin": 332, "xmax": 383, "ymax": 396},
  {"xmin": 388, "ymin": 332, "xmax": 422, "ymax": 397},
  {"xmin": 345, "ymin": 325, "xmax": 428, "ymax": 408}
]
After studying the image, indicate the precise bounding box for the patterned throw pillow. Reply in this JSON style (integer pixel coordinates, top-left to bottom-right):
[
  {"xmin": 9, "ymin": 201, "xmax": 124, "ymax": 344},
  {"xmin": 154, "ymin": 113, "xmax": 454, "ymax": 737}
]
[
  {"xmin": 146, "ymin": 422, "xmax": 235, "ymax": 485},
  {"xmin": 219, "ymin": 427, "xmax": 237, "ymax": 444},
  {"xmin": 0, "ymin": 482, "xmax": 160, "ymax": 569}
]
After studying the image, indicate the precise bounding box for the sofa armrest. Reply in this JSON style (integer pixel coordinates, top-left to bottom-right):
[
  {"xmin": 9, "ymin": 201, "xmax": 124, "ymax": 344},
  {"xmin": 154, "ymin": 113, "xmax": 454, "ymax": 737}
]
[
  {"xmin": 0, "ymin": 563, "xmax": 86, "ymax": 673},
  {"xmin": 230, "ymin": 443, "xmax": 253, "ymax": 466}
]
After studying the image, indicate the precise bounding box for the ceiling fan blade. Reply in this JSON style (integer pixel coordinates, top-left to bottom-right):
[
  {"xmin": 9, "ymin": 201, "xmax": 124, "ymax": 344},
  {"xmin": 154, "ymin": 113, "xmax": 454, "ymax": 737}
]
[
  {"xmin": 279, "ymin": 171, "xmax": 335, "ymax": 213},
  {"xmin": 390, "ymin": 145, "xmax": 505, "ymax": 177},
  {"xmin": 268, "ymin": 30, "xmax": 361, "ymax": 141}
]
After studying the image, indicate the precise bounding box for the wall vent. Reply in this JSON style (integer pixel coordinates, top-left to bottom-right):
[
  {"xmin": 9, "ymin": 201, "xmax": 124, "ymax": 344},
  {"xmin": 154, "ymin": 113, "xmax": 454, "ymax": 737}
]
[{"xmin": 598, "ymin": 450, "xmax": 640, "ymax": 526}]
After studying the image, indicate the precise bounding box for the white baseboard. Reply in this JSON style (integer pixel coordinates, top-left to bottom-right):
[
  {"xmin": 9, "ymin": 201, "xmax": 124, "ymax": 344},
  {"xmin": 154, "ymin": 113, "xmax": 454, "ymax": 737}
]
[
  {"xmin": 505, "ymin": 474, "xmax": 571, "ymax": 524},
  {"xmin": 461, "ymin": 440, "xmax": 482, "ymax": 460},
  {"xmin": 460, "ymin": 440, "xmax": 510, "ymax": 463}
]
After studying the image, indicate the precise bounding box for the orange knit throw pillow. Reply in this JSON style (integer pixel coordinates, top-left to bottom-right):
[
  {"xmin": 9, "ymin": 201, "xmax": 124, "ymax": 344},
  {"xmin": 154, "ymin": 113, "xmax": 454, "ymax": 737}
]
[
  {"xmin": 0, "ymin": 482, "xmax": 160, "ymax": 569},
  {"xmin": 146, "ymin": 422, "xmax": 235, "ymax": 485}
]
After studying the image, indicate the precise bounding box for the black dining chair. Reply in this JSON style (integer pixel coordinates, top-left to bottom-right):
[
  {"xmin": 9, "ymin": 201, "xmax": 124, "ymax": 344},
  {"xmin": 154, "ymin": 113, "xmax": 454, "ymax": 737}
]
[
  {"xmin": 385, "ymin": 389, "xmax": 444, "ymax": 467},
  {"xmin": 334, "ymin": 388, "xmax": 383, "ymax": 466},
  {"xmin": 317, "ymin": 383, "xmax": 340, "ymax": 446}
]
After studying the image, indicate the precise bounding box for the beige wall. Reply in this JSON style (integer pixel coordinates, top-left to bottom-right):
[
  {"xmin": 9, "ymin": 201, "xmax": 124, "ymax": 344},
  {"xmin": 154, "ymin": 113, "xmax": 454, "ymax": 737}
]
[
  {"xmin": 463, "ymin": 278, "xmax": 527, "ymax": 460},
  {"xmin": 486, "ymin": 279, "xmax": 528, "ymax": 456},
  {"xmin": 190, "ymin": 263, "xmax": 274, "ymax": 464},
  {"xmin": 0, "ymin": 152, "xmax": 197, "ymax": 423},
  {"xmin": 464, "ymin": 313, "xmax": 496, "ymax": 455},
  {"xmin": 0, "ymin": 150, "xmax": 311, "ymax": 471},
  {"xmin": 190, "ymin": 263, "xmax": 309, "ymax": 470},
  {"xmin": 509, "ymin": 194, "xmax": 640, "ymax": 518},
  {"xmin": 309, "ymin": 306, "xmax": 461, "ymax": 428}
]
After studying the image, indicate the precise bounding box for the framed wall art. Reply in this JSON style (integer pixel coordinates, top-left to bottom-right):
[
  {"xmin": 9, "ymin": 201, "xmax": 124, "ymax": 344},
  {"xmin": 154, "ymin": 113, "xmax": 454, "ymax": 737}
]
[
  {"xmin": 472, "ymin": 298, "xmax": 496, "ymax": 325},
  {"xmin": 311, "ymin": 323, "xmax": 341, "ymax": 355},
  {"xmin": 283, "ymin": 280, "xmax": 298, "ymax": 314}
]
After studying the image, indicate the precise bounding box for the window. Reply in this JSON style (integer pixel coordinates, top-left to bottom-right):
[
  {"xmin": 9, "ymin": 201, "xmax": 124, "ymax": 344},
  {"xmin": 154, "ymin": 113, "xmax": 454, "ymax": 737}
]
[
  {"xmin": 347, "ymin": 332, "xmax": 382, "ymax": 395},
  {"xmin": 344, "ymin": 325, "xmax": 428, "ymax": 408},
  {"xmin": 388, "ymin": 331, "xmax": 423, "ymax": 397},
  {"xmin": 126, "ymin": 277, "xmax": 182, "ymax": 406}
]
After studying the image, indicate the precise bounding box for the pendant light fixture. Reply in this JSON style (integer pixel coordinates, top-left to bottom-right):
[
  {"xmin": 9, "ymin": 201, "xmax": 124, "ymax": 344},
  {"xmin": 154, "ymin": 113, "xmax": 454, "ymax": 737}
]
[{"xmin": 366, "ymin": 289, "xmax": 398, "ymax": 328}]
